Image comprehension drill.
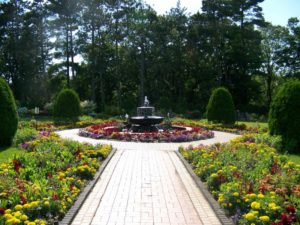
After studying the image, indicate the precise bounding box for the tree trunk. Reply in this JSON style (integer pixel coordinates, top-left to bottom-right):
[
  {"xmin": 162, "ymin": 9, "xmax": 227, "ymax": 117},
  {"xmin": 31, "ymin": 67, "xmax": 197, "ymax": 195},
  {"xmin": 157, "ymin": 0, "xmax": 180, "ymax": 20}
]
[
  {"xmin": 66, "ymin": 24, "xmax": 70, "ymax": 88},
  {"xmin": 139, "ymin": 43, "xmax": 145, "ymax": 105},
  {"xmin": 91, "ymin": 17, "xmax": 96, "ymax": 103},
  {"xmin": 266, "ymin": 64, "xmax": 273, "ymax": 109},
  {"xmin": 70, "ymin": 24, "xmax": 75, "ymax": 78}
]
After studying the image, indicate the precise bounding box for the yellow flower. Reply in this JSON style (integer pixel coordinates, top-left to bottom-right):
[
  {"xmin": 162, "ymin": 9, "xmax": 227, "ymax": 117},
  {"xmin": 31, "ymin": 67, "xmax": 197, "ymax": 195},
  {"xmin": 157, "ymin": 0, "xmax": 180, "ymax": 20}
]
[
  {"xmin": 244, "ymin": 212, "xmax": 256, "ymax": 220},
  {"xmin": 259, "ymin": 216, "xmax": 270, "ymax": 222},
  {"xmin": 211, "ymin": 173, "xmax": 218, "ymax": 178},
  {"xmin": 15, "ymin": 204, "xmax": 23, "ymax": 211},
  {"xmin": 30, "ymin": 201, "xmax": 39, "ymax": 208},
  {"xmin": 21, "ymin": 215, "xmax": 28, "ymax": 221},
  {"xmin": 232, "ymin": 192, "xmax": 239, "ymax": 197},
  {"xmin": 0, "ymin": 192, "xmax": 7, "ymax": 197},
  {"xmin": 43, "ymin": 201, "xmax": 50, "ymax": 207},
  {"xmin": 251, "ymin": 202, "xmax": 261, "ymax": 210},
  {"xmin": 27, "ymin": 222, "xmax": 36, "ymax": 225},
  {"xmin": 257, "ymin": 193, "xmax": 264, "ymax": 199},
  {"xmin": 268, "ymin": 203, "xmax": 277, "ymax": 209},
  {"xmin": 14, "ymin": 211, "xmax": 22, "ymax": 217},
  {"xmin": 23, "ymin": 204, "xmax": 31, "ymax": 209},
  {"xmin": 4, "ymin": 214, "xmax": 13, "ymax": 219}
]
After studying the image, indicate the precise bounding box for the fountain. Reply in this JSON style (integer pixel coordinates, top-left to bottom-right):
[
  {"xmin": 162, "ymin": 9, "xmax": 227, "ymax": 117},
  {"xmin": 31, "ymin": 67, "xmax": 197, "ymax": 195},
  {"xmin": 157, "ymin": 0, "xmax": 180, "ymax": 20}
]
[
  {"xmin": 129, "ymin": 96, "xmax": 164, "ymax": 132},
  {"xmin": 79, "ymin": 96, "xmax": 215, "ymax": 142}
]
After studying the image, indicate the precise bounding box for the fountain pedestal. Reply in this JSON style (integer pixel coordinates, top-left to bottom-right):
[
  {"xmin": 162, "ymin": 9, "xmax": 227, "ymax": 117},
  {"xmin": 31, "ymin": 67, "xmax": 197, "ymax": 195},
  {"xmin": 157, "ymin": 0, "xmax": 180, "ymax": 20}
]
[{"xmin": 129, "ymin": 97, "xmax": 164, "ymax": 132}]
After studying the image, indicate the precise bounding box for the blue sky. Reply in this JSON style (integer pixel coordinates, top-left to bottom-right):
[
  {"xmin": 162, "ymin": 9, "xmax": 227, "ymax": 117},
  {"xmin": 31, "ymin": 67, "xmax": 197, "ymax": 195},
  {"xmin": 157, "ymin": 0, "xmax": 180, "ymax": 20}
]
[
  {"xmin": 145, "ymin": 0, "xmax": 300, "ymax": 26},
  {"xmin": 0, "ymin": 0, "xmax": 298, "ymax": 26}
]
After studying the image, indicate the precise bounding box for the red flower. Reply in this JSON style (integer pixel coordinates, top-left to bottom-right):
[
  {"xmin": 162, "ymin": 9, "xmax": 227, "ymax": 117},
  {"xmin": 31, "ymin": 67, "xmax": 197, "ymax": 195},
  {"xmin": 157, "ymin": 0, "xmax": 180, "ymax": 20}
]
[
  {"xmin": 21, "ymin": 195, "xmax": 27, "ymax": 204},
  {"xmin": 286, "ymin": 205, "xmax": 296, "ymax": 214},
  {"xmin": 52, "ymin": 192, "xmax": 59, "ymax": 200},
  {"xmin": 13, "ymin": 159, "xmax": 22, "ymax": 173},
  {"xmin": 47, "ymin": 172, "xmax": 53, "ymax": 178},
  {"xmin": 0, "ymin": 208, "xmax": 5, "ymax": 215}
]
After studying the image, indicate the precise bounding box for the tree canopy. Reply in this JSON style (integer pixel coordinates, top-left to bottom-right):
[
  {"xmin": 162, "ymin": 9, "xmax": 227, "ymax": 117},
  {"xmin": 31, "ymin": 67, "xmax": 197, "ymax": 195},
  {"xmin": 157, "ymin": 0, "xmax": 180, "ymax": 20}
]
[{"xmin": 0, "ymin": 0, "xmax": 299, "ymax": 115}]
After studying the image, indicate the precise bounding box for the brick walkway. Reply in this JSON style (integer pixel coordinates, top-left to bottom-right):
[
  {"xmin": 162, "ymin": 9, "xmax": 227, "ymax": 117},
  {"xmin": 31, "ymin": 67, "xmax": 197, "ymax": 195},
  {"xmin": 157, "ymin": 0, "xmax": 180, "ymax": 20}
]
[{"xmin": 56, "ymin": 129, "xmax": 238, "ymax": 225}]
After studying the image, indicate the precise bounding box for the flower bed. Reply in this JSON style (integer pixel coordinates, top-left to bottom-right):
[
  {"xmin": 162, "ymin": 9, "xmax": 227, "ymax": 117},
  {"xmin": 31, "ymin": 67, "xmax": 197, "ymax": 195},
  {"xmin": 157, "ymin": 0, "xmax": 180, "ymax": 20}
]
[
  {"xmin": 0, "ymin": 133, "xmax": 112, "ymax": 225},
  {"xmin": 79, "ymin": 122, "xmax": 214, "ymax": 142},
  {"xmin": 179, "ymin": 133, "xmax": 300, "ymax": 225}
]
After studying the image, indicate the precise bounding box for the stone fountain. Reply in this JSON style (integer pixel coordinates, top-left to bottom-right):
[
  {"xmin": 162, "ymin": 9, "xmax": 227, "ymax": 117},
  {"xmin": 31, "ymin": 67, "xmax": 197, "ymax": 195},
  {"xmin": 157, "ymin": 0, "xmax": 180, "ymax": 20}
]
[{"xmin": 129, "ymin": 96, "xmax": 164, "ymax": 132}]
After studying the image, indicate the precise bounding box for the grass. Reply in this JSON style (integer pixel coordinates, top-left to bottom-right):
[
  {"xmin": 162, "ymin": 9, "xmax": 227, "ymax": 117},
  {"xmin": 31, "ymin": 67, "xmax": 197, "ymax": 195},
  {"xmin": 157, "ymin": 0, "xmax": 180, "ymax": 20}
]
[
  {"xmin": 288, "ymin": 154, "xmax": 300, "ymax": 164},
  {"xmin": 197, "ymin": 119, "xmax": 268, "ymax": 128},
  {"xmin": 236, "ymin": 121, "xmax": 268, "ymax": 129},
  {"xmin": 0, "ymin": 146, "xmax": 24, "ymax": 163}
]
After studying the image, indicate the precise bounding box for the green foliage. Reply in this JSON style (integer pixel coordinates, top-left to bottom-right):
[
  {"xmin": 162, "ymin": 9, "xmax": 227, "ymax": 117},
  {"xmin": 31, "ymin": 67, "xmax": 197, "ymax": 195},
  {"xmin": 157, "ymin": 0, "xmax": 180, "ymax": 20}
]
[
  {"xmin": 206, "ymin": 87, "xmax": 236, "ymax": 125},
  {"xmin": 53, "ymin": 89, "xmax": 81, "ymax": 122},
  {"xmin": 13, "ymin": 127, "xmax": 38, "ymax": 146},
  {"xmin": 269, "ymin": 80, "xmax": 300, "ymax": 153},
  {"xmin": 0, "ymin": 147, "xmax": 24, "ymax": 163},
  {"xmin": 80, "ymin": 100, "xmax": 96, "ymax": 115},
  {"xmin": 0, "ymin": 78, "xmax": 19, "ymax": 146}
]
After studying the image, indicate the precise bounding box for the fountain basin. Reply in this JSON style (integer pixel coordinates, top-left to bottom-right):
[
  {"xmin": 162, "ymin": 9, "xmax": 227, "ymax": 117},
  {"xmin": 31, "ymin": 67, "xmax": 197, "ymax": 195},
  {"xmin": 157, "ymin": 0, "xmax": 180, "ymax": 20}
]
[{"xmin": 129, "ymin": 116, "xmax": 164, "ymax": 126}]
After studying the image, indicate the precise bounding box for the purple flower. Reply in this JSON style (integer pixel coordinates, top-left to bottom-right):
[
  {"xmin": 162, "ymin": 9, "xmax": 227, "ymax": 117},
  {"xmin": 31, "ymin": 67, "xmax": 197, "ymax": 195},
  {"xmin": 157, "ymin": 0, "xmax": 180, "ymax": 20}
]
[{"xmin": 21, "ymin": 143, "xmax": 29, "ymax": 149}]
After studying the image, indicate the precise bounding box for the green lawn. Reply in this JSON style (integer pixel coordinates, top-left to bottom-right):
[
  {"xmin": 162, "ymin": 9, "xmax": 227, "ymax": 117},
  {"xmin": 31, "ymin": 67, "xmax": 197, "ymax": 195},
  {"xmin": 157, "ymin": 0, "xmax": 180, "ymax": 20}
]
[
  {"xmin": 197, "ymin": 119, "xmax": 268, "ymax": 129},
  {"xmin": 0, "ymin": 147, "xmax": 24, "ymax": 163},
  {"xmin": 236, "ymin": 121, "xmax": 268, "ymax": 129},
  {"xmin": 288, "ymin": 154, "xmax": 300, "ymax": 164}
]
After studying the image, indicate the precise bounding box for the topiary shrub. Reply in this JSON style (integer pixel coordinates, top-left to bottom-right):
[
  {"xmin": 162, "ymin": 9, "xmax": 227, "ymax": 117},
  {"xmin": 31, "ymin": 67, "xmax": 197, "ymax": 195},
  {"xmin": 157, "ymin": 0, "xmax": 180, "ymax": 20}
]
[
  {"xmin": 206, "ymin": 87, "xmax": 236, "ymax": 125},
  {"xmin": 0, "ymin": 77, "xmax": 19, "ymax": 146},
  {"xmin": 269, "ymin": 80, "xmax": 300, "ymax": 153},
  {"xmin": 53, "ymin": 89, "xmax": 81, "ymax": 122}
]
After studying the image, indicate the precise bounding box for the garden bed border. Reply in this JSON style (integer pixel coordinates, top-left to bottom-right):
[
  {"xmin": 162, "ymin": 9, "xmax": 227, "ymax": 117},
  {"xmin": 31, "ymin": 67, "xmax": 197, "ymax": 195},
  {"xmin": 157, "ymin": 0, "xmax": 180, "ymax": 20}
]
[
  {"xmin": 59, "ymin": 148, "xmax": 117, "ymax": 225},
  {"xmin": 175, "ymin": 151, "xmax": 234, "ymax": 225}
]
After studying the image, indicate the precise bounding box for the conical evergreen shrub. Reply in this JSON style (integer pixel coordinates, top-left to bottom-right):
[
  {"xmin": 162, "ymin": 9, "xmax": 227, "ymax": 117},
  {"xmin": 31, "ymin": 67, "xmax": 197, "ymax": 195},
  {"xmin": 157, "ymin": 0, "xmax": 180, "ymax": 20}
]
[
  {"xmin": 0, "ymin": 77, "xmax": 18, "ymax": 146},
  {"xmin": 206, "ymin": 87, "xmax": 236, "ymax": 125},
  {"xmin": 269, "ymin": 80, "xmax": 300, "ymax": 153},
  {"xmin": 53, "ymin": 89, "xmax": 81, "ymax": 122}
]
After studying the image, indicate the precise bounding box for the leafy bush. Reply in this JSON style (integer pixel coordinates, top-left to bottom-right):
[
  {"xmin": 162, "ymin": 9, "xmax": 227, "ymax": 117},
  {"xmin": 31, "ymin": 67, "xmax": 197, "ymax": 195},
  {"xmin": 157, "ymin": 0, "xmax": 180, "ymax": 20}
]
[
  {"xmin": 206, "ymin": 87, "xmax": 236, "ymax": 125},
  {"xmin": 53, "ymin": 89, "xmax": 81, "ymax": 122},
  {"xmin": 80, "ymin": 100, "xmax": 96, "ymax": 115},
  {"xmin": 0, "ymin": 77, "xmax": 18, "ymax": 146},
  {"xmin": 104, "ymin": 105, "xmax": 123, "ymax": 116},
  {"xmin": 43, "ymin": 102, "xmax": 53, "ymax": 114},
  {"xmin": 269, "ymin": 80, "xmax": 300, "ymax": 153},
  {"xmin": 180, "ymin": 134, "xmax": 300, "ymax": 224},
  {"xmin": 13, "ymin": 127, "xmax": 38, "ymax": 146},
  {"xmin": 17, "ymin": 107, "xmax": 28, "ymax": 115}
]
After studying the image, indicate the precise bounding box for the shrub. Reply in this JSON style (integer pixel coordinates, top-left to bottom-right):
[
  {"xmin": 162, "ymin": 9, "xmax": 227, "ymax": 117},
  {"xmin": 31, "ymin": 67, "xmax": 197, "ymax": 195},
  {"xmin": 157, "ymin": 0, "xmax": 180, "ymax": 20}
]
[
  {"xmin": 269, "ymin": 80, "xmax": 300, "ymax": 153},
  {"xmin": 17, "ymin": 107, "xmax": 28, "ymax": 115},
  {"xmin": 0, "ymin": 77, "xmax": 18, "ymax": 146},
  {"xmin": 53, "ymin": 89, "xmax": 81, "ymax": 122},
  {"xmin": 80, "ymin": 100, "xmax": 96, "ymax": 115},
  {"xmin": 206, "ymin": 87, "xmax": 236, "ymax": 125},
  {"xmin": 44, "ymin": 102, "xmax": 54, "ymax": 114}
]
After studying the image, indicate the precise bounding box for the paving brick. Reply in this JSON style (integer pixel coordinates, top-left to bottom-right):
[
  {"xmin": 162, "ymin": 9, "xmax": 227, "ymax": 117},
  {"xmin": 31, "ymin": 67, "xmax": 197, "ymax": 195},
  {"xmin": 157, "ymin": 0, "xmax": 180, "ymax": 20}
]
[{"xmin": 55, "ymin": 129, "xmax": 238, "ymax": 225}]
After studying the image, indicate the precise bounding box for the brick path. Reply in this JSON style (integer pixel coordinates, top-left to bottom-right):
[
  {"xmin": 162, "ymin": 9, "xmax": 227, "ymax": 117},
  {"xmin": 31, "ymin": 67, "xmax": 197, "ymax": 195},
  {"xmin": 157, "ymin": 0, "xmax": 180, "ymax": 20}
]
[{"xmin": 56, "ymin": 129, "xmax": 238, "ymax": 225}]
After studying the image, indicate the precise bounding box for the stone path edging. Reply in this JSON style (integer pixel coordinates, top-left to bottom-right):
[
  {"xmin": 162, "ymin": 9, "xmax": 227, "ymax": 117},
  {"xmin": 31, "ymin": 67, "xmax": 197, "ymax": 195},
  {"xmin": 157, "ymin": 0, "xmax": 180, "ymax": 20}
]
[
  {"xmin": 59, "ymin": 148, "xmax": 117, "ymax": 225},
  {"xmin": 175, "ymin": 152, "xmax": 234, "ymax": 225}
]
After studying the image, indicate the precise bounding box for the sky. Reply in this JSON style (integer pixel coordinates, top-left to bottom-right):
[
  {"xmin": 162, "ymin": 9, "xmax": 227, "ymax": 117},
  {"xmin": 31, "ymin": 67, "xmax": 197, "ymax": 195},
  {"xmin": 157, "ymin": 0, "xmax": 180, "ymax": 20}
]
[{"xmin": 144, "ymin": 0, "xmax": 300, "ymax": 26}]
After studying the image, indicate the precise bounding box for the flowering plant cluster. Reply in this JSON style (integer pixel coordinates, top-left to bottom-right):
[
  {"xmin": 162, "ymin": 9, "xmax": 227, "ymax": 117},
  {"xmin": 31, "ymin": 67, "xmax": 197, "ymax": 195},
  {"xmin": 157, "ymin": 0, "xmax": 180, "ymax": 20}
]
[
  {"xmin": 179, "ymin": 133, "xmax": 300, "ymax": 224},
  {"xmin": 79, "ymin": 122, "xmax": 214, "ymax": 142},
  {"xmin": 0, "ymin": 133, "xmax": 112, "ymax": 225}
]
